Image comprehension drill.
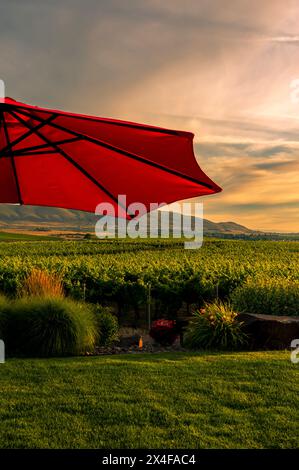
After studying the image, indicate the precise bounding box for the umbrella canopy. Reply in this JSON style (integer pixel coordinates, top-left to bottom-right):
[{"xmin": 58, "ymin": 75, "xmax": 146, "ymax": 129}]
[{"xmin": 0, "ymin": 97, "xmax": 221, "ymax": 218}]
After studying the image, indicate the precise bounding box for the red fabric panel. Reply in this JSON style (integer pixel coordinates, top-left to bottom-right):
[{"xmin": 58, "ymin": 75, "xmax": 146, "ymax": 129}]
[
  {"xmin": 14, "ymin": 152, "xmax": 126, "ymax": 214},
  {"xmin": 60, "ymin": 139, "xmax": 215, "ymax": 210},
  {"xmin": 0, "ymin": 114, "xmax": 19, "ymax": 203},
  {"xmin": 0, "ymin": 157, "xmax": 19, "ymax": 203}
]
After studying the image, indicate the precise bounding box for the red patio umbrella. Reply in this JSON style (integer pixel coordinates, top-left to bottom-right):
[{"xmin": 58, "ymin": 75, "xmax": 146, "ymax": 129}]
[{"xmin": 0, "ymin": 97, "xmax": 221, "ymax": 218}]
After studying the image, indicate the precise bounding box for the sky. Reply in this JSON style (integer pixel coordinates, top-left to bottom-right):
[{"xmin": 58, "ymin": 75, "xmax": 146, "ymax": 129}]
[{"xmin": 0, "ymin": 0, "xmax": 299, "ymax": 231}]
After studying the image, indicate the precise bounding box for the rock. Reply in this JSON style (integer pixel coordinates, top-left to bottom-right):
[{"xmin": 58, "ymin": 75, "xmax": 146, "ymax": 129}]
[{"xmin": 237, "ymin": 313, "xmax": 299, "ymax": 350}]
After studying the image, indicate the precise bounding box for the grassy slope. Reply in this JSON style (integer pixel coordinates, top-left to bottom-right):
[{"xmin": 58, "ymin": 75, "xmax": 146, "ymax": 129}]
[
  {"xmin": 0, "ymin": 232, "xmax": 56, "ymax": 241},
  {"xmin": 0, "ymin": 351, "xmax": 298, "ymax": 449}
]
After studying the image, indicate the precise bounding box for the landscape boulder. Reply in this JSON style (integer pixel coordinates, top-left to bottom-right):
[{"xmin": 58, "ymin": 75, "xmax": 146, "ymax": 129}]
[{"xmin": 237, "ymin": 313, "xmax": 299, "ymax": 350}]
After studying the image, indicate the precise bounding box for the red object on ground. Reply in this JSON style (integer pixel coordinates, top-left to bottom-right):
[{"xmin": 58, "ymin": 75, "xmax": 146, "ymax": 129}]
[
  {"xmin": 0, "ymin": 97, "xmax": 221, "ymax": 218},
  {"xmin": 150, "ymin": 319, "xmax": 178, "ymax": 346}
]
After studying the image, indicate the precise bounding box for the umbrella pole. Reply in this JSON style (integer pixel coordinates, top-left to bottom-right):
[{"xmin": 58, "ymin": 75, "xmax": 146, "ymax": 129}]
[{"xmin": 147, "ymin": 283, "xmax": 152, "ymax": 331}]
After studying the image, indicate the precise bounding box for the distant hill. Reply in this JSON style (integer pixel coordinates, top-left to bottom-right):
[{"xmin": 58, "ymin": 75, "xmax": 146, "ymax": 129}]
[
  {"xmin": 0, "ymin": 205, "xmax": 94, "ymax": 228},
  {"xmin": 0, "ymin": 205, "xmax": 96, "ymax": 233},
  {"xmin": 0, "ymin": 204, "xmax": 255, "ymax": 235},
  {"xmin": 202, "ymin": 219, "xmax": 253, "ymax": 235},
  {"xmin": 0, "ymin": 204, "xmax": 297, "ymax": 240}
]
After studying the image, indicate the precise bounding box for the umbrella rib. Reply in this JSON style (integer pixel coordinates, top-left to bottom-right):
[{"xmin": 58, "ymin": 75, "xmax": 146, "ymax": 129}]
[
  {"xmin": 14, "ymin": 107, "xmax": 214, "ymax": 190},
  {"xmin": 12, "ymin": 150, "xmax": 58, "ymax": 157},
  {"xmin": 1, "ymin": 112, "xmax": 23, "ymax": 204},
  {"xmin": 0, "ymin": 114, "xmax": 57, "ymax": 157},
  {"xmin": 5, "ymin": 137, "xmax": 82, "ymax": 157},
  {"xmin": 8, "ymin": 110, "xmax": 130, "ymax": 217}
]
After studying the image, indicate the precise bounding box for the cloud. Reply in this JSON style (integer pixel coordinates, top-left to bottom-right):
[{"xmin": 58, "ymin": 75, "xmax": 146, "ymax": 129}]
[
  {"xmin": 267, "ymin": 36, "xmax": 299, "ymax": 43},
  {"xmin": 200, "ymin": 147, "xmax": 299, "ymax": 231},
  {"xmin": 0, "ymin": 0, "xmax": 298, "ymax": 231}
]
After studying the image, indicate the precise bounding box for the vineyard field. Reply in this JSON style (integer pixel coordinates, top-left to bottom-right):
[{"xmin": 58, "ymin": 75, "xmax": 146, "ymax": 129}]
[{"xmin": 0, "ymin": 239, "xmax": 298, "ymax": 323}]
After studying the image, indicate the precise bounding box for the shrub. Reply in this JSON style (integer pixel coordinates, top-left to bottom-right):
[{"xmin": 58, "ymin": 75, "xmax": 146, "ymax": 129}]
[
  {"xmin": 150, "ymin": 319, "xmax": 178, "ymax": 346},
  {"xmin": 3, "ymin": 297, "xmax": 98, "ymax": 357},
  {"xmin": 84, "ymin": 233, "xmax": 93, "ymax": 240},
  {"xmin": 231, "ymin": 279, "xmax": 299, "ymax": 316},
  {"xmin": 184, "ymin": 302, "xmax": 248, "ymax": 350},
  {"xmin": 94, "ymin": 305, "xmax": 119, "ymax": 346},
  {"xmin": 19, "ymin": 268, "xmax": 64, "ymax": 299}
]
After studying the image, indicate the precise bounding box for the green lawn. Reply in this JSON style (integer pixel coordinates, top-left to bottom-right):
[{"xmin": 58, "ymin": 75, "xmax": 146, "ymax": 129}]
[{"xmin": 0, "ymin": 351, "xmax": 298, "ymax": 449}]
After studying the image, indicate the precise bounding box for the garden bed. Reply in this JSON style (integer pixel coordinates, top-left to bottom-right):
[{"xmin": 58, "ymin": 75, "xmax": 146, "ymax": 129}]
[{"xmin": 94, "ymin": 333, "xmax": 185, "ymax": 355}]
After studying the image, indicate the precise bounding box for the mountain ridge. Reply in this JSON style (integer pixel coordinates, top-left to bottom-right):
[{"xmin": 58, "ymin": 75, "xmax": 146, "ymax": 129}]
[{"xmin": 0, "ymin": 204, "xmax": 256, "ymax": 235}]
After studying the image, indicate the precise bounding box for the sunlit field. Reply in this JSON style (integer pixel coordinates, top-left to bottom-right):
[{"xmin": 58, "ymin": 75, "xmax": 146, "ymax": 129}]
[{"xmin": 0, "ymin": 239, "xmax": 297, "ymax": 320}]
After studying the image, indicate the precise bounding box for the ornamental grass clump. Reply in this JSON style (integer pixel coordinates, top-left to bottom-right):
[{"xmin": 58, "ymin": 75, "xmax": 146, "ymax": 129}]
[
  {"xmin": 184, "ymin": 301, "xmax": 247, "ymax": 350},
  {"xmin": 20, "ymin": 268, "xmax": 64, "ymax": 299},
  {"xmin": 3, "ymin": 297, "xmax": 98, "ymax": 357}
]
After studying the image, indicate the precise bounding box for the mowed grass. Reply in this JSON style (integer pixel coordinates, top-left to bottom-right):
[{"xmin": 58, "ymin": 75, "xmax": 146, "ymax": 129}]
[{"xmin": 0, "ymin": 351, "xmax": 298, "ymax": 449}]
